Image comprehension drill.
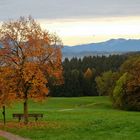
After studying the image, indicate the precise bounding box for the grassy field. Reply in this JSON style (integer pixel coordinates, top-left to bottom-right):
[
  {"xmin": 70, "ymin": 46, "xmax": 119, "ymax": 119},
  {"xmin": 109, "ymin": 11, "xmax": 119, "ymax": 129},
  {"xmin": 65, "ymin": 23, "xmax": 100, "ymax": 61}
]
[
  {"xmin": 0, "ymin": 97, "xmax": 140, "ymax": 140},
  {"xmin": 0, "ymin": 137, "xmax": 7, "ymax": 140}
]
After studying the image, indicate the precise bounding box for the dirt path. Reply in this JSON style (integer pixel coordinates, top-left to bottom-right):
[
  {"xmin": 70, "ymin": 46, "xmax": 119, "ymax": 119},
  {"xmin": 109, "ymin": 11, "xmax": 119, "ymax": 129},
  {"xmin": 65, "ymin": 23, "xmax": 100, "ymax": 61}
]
[{"xmin": 0, "ymin": 130, "xmax": 30, "ymax": 140}]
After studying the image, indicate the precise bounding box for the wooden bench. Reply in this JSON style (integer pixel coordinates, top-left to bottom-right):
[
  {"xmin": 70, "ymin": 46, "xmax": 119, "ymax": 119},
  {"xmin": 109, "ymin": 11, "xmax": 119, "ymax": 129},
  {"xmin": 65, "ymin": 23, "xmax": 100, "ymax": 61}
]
[{"xmin": 13, "ymin": 113, "xmax": 43, "ymax": 122}]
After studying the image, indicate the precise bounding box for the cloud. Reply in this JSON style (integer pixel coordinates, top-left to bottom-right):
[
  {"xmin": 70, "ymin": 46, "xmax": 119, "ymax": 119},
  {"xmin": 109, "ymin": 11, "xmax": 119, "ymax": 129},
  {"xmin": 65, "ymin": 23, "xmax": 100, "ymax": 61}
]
[
  {"xmin": 39, "ymin": 16, "xmax": 140, "ymax": 45},
  {"xmin": 0, "ymin": 0, "xmax": 140, "ymax": 20}
]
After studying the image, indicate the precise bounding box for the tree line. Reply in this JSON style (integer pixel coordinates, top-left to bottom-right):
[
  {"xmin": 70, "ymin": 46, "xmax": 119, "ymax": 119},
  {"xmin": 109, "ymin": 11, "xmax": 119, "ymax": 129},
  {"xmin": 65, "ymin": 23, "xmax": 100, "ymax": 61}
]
[
  {"xmin": 50, "ymin": 55, "xmax": 128, "ymax": 97},
  {"xmin": 50, "ymin": 53, "xmax": 140, "ymax": 111}
]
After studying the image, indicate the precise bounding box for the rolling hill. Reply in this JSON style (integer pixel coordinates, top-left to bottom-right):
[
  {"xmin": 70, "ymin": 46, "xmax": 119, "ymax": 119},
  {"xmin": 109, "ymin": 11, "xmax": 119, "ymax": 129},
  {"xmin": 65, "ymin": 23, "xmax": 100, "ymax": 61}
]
[{"xmin": 62, "ymin": 39, "xmax": 140, "ymax": 58}]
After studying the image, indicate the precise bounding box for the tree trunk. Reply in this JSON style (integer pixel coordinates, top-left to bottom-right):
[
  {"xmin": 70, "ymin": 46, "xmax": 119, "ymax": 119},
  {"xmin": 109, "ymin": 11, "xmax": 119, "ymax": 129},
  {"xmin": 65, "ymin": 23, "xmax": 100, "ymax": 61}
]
[
  {"xmin": 24, "ymin": 96, "xmax": 28, "ymax": 125},
  {"xmin": 2, "ymin": 105, "xmax": 6, "ymax": 125}
]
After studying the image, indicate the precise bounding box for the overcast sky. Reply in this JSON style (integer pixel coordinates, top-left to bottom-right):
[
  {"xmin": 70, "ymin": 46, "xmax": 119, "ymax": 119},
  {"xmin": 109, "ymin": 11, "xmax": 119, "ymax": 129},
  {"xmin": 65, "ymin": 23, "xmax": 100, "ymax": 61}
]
[
  {"xmin": 0, "ymin": 0, "xmax": 140, "ymax": 45},
  {"xmin": 0, "ymin": 0, "xmax": 140, "ymax": 20}
]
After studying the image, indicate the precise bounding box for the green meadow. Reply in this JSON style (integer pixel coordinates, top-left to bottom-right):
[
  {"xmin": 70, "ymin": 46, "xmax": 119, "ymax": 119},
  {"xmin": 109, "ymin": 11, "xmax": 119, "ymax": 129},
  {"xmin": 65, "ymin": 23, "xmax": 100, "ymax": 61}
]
[
  {"xmin": 0, "ymin": 137, "xmax": 7, "ymax": 140},
  {"xmin": 0, "ymin": 97, "xmax": 140, "ymax": 140}
]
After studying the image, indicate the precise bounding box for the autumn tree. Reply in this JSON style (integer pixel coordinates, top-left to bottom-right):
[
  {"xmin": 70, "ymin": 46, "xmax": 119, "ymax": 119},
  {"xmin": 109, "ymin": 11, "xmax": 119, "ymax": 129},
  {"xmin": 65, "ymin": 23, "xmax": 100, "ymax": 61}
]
[
  {"xmin": 83, "ymin": 68, "xmax": 97, "ymax": 96},
  {"xmin": 112, "ymin": 55, "xmax": 140, "ymax": 110},
  {"xmin": 0, "ymin": 16, "xmax": 63, "ymax": 124}
]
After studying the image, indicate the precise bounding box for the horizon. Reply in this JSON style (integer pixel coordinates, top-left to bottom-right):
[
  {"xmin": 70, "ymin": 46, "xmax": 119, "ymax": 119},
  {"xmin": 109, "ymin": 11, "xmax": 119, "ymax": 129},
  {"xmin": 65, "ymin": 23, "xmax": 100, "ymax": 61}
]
[
  {"xmin": 1, "ymin": 0, "xmax": 140, "ymax": 45},
  {"xmin": 63, "ymin": 38, "xmax": 140, "ymax": 47}
]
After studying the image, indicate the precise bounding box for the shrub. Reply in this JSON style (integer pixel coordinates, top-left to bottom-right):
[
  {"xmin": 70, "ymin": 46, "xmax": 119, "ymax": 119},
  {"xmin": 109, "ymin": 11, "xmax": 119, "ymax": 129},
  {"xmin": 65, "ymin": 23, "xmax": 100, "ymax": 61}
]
[{"xmin": 111, "ymin": 56, "xmax": 140, "ymax": 111}]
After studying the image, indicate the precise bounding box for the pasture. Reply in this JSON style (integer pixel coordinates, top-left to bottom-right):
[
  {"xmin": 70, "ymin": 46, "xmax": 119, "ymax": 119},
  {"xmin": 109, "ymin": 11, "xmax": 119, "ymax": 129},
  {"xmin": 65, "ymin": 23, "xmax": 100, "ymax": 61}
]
[{"xmin": 0, "ymin": 97, "xmax": 140, "ymax": 140}]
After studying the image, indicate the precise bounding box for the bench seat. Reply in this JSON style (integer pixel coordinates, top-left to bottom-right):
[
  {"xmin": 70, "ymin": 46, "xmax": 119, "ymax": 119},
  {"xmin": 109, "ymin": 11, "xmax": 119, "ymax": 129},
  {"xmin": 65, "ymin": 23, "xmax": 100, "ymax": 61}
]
[{"xmin": 13, "ymin": 113, "xmax": 43, "ymax": 122}]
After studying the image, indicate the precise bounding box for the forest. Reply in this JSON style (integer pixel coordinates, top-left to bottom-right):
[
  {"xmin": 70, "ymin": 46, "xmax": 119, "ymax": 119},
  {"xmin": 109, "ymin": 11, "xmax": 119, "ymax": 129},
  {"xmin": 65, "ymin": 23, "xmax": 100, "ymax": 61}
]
[{"xmin": 50, "ymin": 54, "xmax": 128, "ymax": 97}]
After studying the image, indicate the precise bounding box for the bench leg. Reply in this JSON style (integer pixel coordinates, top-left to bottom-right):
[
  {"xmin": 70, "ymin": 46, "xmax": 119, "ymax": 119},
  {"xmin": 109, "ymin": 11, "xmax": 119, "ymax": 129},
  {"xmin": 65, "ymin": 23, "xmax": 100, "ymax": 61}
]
[
  {"xmin": 35, "ymin": 117, "xmax": 38, "ymax": 121},
  {"xmin": 19, "ymin": 117, "xmax": 21, "ymax": 122}
]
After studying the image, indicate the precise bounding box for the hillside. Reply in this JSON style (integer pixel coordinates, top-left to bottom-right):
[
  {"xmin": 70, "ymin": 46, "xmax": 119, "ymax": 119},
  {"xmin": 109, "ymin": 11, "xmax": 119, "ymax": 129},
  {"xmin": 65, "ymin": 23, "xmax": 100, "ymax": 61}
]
[
  {"xmin": 1, "ymin": 97, "xmax": 140, "ymax": 140},
  {"xmin": 63, "ymin": 39, "xmax": 140, "ymax": 58}
]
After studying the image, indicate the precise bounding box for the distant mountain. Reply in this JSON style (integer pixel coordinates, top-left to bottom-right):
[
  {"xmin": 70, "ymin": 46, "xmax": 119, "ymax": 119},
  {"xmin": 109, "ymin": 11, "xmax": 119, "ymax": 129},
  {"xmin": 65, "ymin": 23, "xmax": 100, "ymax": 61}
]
[
  {"xmin": 62, "ymin": 39, "xmax": 140, "ymax": 58},
  {"xmin": 1, "ymin": 39, "xmax": 140, "ymax": 59}
]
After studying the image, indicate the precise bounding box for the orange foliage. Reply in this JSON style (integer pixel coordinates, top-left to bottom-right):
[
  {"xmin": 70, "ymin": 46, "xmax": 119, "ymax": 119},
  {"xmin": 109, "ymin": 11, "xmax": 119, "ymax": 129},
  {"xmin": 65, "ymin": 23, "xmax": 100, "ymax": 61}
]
[
  {"xmin": 0, "ymin": 17, "xmax": 63, "ymax": 123},
  {"xmin": 0, "ymin": 66, "xmax": 17, "ymax": 106}
]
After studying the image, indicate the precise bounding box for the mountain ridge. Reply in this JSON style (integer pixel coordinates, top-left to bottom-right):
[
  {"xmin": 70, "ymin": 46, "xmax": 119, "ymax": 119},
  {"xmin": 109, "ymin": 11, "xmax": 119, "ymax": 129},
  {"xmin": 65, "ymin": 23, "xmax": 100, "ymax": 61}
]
[{"xmin": 62, "ymin": 38, "xmax": 140, "ymax": 58}]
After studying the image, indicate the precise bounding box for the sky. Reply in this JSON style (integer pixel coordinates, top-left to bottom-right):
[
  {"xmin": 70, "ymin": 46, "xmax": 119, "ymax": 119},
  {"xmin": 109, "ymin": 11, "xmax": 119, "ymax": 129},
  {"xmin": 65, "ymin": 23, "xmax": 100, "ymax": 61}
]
[{"xmin": 0, "ymin": 0, "xmax": 140, "ymax": 45}]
